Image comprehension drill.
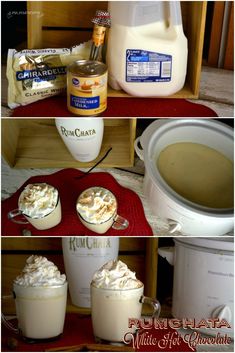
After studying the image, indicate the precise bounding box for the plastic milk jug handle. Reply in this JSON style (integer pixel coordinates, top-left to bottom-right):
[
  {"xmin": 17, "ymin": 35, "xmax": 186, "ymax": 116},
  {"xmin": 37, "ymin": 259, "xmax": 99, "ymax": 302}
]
[{"xmin": 169, "ymin": 1, "xmax": 183, "ymax": 26}]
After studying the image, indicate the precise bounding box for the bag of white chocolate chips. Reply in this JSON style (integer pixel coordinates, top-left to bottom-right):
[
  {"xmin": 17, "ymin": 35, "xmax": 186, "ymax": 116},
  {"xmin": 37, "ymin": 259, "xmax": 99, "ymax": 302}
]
[{"xmin": 7, "ymin": 42, "xmax": 92, "ymax": 108}]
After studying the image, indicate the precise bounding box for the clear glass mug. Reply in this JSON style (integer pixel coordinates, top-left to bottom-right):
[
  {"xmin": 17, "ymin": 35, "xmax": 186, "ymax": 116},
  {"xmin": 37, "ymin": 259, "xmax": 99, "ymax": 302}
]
[
  {"xmin": 76, "ymin": 187, "xmax": 129, "ymax": 234},
  {"xmin": 91, "ymin": 283, "xmax": 161, "ymax": 343},
  {"xmin": 2, "ymin": 282, "xmax": 68, "ymax": 342},
  {"xmin": 7, "ymin": 184, "xmax": 62, "ymax": 230}
]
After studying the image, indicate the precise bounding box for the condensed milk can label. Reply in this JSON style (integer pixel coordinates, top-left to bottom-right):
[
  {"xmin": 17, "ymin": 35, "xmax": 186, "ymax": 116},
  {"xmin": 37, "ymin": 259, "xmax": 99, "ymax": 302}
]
[{"xmin": 67, "ymin": 60, "xmax": 107, "ymax": 116}]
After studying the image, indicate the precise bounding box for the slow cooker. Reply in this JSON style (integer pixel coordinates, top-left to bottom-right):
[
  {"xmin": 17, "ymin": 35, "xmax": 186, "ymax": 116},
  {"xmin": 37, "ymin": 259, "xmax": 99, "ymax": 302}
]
[
  {"xmin": 158, "ymin": 237, "xmax": 234, "ymax": 337},
  {"xmin": 134, "ymin": 119, "xmax": 234, "ymax": 236}
]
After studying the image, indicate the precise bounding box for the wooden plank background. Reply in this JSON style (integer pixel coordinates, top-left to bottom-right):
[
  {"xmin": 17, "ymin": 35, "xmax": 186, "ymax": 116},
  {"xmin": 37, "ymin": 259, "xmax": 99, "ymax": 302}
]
[
  {"xmin": 208, "ymin": 2, "xmax": 225, "ymax": 67},
  {"xmin": 1, "ymin": 118, "xmax": 136, "ymax": 169},
  {"xmin": 224, "ymin": 2, "xmax": 234, "ymax": 70}
]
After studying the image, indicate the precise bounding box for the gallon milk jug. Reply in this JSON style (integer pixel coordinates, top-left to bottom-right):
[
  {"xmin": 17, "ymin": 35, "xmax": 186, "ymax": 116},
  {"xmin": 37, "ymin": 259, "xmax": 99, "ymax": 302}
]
[{"xmin": 107, "ymin": 1, "xmax": 188, "ymax": 97}]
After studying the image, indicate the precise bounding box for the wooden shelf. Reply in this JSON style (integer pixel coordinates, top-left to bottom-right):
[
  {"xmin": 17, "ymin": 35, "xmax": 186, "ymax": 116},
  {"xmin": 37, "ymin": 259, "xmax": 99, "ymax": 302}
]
[{"xmin": 2, "ymin": 118, "xmax": 136, "ymax": 169}]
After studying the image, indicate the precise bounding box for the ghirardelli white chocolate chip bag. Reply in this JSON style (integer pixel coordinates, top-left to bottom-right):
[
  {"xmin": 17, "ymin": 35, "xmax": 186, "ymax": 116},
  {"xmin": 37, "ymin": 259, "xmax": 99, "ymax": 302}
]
[{"xmin": 7, "ymin": 43, "xmax": 91, "ymax": 108}]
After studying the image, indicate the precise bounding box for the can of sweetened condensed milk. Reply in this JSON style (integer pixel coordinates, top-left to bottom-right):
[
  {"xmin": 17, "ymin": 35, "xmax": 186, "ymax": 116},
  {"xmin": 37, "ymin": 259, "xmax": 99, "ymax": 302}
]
[{"xmin": 67, "ymin": 60, "xmax": 108, "ymax": 116}]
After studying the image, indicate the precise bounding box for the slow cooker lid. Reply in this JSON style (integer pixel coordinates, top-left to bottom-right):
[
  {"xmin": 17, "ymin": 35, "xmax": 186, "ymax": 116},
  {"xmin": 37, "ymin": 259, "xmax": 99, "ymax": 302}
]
[{"xmin": 174, "ymin": 237, "xmax": 234, "ymax": 252}]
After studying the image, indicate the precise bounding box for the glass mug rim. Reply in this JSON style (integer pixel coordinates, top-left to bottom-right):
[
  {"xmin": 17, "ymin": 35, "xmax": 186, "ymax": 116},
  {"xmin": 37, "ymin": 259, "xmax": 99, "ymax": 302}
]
[
  {"xmin": 91, "ymin": 282, "xmax": 144, "ymax": 292},
  {"xmin": 76, "ymin": 186, "xmax": 118, "ymax": 225},
  {"xmin": 13, "ymin": 281, "xmax": 68, "ymax": 290}
]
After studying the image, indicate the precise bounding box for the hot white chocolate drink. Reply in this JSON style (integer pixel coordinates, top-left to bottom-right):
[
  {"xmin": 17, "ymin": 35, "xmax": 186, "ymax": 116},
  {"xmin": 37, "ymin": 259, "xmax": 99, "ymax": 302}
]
[
  {"xmin": 76, "ymin": 187, "xmax": 117, "ymax": 234},
  {"xmin": 17, "ymin": 183, "xmax": 61, "ymax": 230},
  {"xmin": 18, "ymin": 184, "xmax": 58, "ymax": 218},
  {"xmin": 13, "ymin": 255, "xmax": 67, "ymax": 340},
  {"xmin": 91, "ymin": 260, "xmax": 144, "ymax": 342}
]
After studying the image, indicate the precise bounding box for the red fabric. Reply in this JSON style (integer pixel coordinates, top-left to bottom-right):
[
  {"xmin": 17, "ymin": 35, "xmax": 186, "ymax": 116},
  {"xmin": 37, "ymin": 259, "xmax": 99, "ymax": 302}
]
[
  {"xmin": 11, "ymin": 96, "xmax": 218, "ymax": 117},
  {"xmin": 1, "ymin": 314, "xmax": 195, "ymax": 352},
  {"xmin": 1, "ymin": 168, "xmax": 153, "ymax": 236}
]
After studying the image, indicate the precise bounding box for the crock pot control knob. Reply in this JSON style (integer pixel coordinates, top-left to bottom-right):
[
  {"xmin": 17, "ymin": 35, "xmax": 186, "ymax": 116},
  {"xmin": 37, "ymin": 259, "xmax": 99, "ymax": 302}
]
[{"xmin": 211, "ymin": 305, "xmax": 232, "ymax": 324}]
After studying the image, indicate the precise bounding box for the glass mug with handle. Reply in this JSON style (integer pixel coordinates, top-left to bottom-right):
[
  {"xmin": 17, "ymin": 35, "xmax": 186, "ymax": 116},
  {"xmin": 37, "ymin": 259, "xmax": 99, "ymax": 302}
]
[
  {"xmin": 7, "ymin": 183, "xmax": 62, "ymax": 230},
  {"xmin": 76, "ymin": 186, "xmax": 129, "ymax": 234},
  {"xmin": 2, "ymin": 283, "xmax": 68, "ymax": 342},
  {"xmin": 91, "ymin": 283, "xmax": 161, "ymax": 343},
  {"xmin": 90, "ymin": 260, "xmax": 161, "ymax": 344},
  {"xmin": 2, "ymin": 255, "xmax": 67, "ymax": 342}
]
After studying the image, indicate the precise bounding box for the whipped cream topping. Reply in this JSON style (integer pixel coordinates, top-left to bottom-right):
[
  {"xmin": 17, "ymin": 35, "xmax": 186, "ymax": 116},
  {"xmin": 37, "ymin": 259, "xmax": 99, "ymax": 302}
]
[
  {"xmin": 76, "ymin": 187, "xmax": 117, "ymax": 224},
  {"xmin": 14, "ymin": 255, "xmax": 66, "ymax": 287},
  {"xmin": 18, "ymin": 183, "xmax": 59, "ymax": 218},
  {"xmin": 91, "ymin": 260, "xmax": 143, "ymax": 289}
]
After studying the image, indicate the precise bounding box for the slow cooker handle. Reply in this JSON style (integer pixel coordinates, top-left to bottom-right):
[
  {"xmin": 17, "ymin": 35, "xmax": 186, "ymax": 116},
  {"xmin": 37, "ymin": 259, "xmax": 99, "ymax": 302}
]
[
  {"xmin": 167, "ymin": 219, "xmax": 181, "ymax": 234},
  {"xmin": 134, "ymin": 137, "xmax": 144, "ymax": 161}
]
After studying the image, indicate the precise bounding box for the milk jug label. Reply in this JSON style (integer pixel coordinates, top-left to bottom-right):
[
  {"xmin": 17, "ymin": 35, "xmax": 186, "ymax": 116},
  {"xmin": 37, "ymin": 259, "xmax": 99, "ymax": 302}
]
[{"xmin": 126, "ymin": 50, "xmax": 172, "ymax": 82}]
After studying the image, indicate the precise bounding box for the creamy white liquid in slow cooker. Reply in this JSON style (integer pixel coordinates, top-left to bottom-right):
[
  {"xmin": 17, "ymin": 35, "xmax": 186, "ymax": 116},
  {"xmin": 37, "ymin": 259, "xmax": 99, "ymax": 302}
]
[{"xmin": 157, "ymin": 142, "xmax": 234, "ymax": 209}]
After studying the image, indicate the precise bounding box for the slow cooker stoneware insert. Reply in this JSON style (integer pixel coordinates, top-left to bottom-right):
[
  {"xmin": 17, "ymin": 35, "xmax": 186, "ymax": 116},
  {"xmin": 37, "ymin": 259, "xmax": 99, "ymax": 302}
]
[{"xmin": 135, "ymin": 119, "xmax": 234, "ymax": 236}]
